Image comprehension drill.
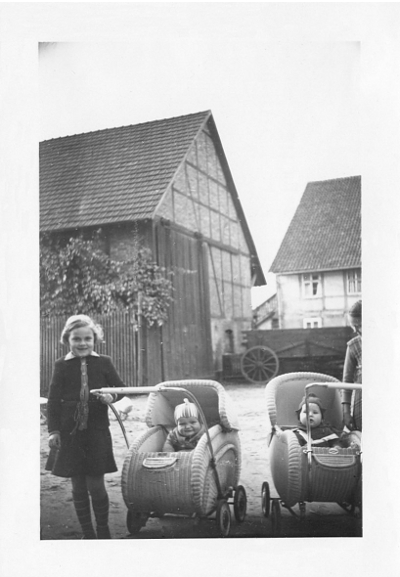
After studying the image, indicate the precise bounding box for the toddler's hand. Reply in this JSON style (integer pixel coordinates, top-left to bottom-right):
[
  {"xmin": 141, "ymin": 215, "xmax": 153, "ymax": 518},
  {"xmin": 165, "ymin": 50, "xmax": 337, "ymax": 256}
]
[{"xmin": 49, "ymin": 432, "xmax": 61, "ymax": 449}]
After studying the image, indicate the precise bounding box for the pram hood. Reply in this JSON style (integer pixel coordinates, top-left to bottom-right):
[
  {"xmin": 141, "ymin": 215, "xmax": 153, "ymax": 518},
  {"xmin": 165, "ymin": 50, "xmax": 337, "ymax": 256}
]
[
  {"xmin": 266, "ymin": 372, "xmax": 342, "ymax": 430},
  {"xmin": 144, "ymin": 379, "xmax": 240, "ymax": 431}
]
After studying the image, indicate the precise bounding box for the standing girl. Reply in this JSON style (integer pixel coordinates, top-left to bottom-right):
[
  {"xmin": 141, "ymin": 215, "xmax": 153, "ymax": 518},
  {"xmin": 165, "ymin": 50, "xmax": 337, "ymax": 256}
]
[
  {"xmin": 341, "ymin": 300, "xmax": 362, "ymax": 431},
  {"xmin": 45, "ymin": 314, "xmax": 127, "ymax": 539}
]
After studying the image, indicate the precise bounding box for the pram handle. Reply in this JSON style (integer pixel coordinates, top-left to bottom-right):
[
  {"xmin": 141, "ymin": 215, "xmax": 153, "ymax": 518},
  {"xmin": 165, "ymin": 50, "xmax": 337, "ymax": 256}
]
[
  {"xmin": 91, "ymin": 386, "xmax": 159, "ymax": 395},
  {"xmin": 305, "ymin": 382, "xmax": 362, "ymax": 392}
]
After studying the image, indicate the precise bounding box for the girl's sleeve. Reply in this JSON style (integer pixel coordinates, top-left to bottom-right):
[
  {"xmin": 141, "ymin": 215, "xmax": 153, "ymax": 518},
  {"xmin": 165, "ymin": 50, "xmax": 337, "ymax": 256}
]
[
  {"xmin": 47, "ymin": 361, "xmax": 64, "ymax": 434},
  {"xmin": 104, "ymin": 357, "xmax": 128, "ymax": 402}
]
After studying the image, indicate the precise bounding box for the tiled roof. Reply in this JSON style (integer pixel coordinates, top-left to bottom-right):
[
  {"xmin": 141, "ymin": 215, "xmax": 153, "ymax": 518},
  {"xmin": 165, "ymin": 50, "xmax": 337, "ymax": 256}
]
[
  {"xmin": 270, "ymin": 176, "xmax": 361, "ymax": 273},
  {"xmin": 40, "ymin": 111, "xmax": 211, "ymax": 231}
]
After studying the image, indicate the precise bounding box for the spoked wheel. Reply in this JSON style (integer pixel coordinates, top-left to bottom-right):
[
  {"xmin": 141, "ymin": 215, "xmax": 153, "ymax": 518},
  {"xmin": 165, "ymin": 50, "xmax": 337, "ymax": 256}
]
[
  {"xmin": 126, "ymin": 510, "xmax": 148, "ymax": 535},
  {"xmin": 271, "ymin": 499, "xmax": 282, "ymax": 536},
  {"xmin": 216, "ymin": 499, "xmax": 231, "ymax": 537},
  {"xmin": 233, "ymin": 485, "xmax": 247, "ymax": 523},
  {"xmin": 240, "ymin": 346, "xmax": 280, "ymax": 384},
  {"xmin": 261, "ymin": 482, "xmax": 270, "ymax": 518}
]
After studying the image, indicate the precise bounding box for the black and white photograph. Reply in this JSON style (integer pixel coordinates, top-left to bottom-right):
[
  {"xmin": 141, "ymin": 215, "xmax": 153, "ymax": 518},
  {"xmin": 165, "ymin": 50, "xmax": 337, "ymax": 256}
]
[{"xmin": 1, "ymin": 3, "xmax": 399, "ymax": 577}]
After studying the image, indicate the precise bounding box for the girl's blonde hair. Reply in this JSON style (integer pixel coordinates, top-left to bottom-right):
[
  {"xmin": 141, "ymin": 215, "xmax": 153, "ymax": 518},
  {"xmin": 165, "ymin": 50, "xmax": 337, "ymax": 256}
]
[{"xmin": 60, "ymin": 314, "xmax": 104, "ymax": 345}]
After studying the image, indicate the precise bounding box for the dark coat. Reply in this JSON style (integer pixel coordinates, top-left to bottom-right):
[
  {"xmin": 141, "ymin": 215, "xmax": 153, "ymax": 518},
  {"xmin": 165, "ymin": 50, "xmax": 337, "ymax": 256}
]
[
  {"xmin": 47, "ymin": 354, "xmax": 125, "ymax": 435},
  {"xmin": 46, "ymin": 353, "xmax": 126, "ymax": 477}
]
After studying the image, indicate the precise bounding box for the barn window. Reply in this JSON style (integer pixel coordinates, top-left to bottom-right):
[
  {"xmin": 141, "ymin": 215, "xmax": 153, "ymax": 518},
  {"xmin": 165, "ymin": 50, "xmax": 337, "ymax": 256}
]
[
  {"xmin": 347, "ymin": 269, "xmax": 361, "ymax": 294},
  {"xmin": 302, "ymin": 273, "xmax": 321, "ymax": 297}
]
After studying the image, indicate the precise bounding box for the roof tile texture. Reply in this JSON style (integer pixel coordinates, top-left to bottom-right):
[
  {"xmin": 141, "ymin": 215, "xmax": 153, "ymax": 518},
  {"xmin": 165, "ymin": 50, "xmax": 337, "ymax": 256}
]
[
  {"xmin": 40, "ymin": 111, "xmax": 210, "ymax": 231},
  {"xmin": 270, "ymin": 176, "xmax": 361, "ymax": 273}
]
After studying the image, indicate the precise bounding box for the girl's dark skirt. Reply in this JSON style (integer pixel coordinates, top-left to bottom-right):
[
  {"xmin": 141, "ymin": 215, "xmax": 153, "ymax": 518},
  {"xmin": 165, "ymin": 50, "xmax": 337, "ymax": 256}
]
[{"xmin": 45, "ymin": 427, "xmax": 117, "ymax": 478}]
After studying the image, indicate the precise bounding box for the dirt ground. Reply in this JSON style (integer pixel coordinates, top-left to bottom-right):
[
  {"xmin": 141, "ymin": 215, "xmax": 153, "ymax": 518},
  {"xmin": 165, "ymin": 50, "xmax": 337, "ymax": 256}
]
[{"xmin": 40, "ymin": 382, "xmax": 361, "ymax": 540}]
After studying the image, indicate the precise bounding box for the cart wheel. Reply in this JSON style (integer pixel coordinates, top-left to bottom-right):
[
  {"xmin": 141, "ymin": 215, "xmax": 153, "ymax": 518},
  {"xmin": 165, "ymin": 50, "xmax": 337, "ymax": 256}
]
[
  {"xmin": 261, "ymin": 482, "xmax": 270, "ymax": 518},
  {"xmin": 126, "ymin": 510, "xmax": 148, "ymax": 535},
  {"xmin": 216, "ymin": 499, "xmax": 231, "ymax": 537},
  {"xmin": 233, "ymin": 485, "xmax": 247, "ymax": 523},
  {"xmin": 271, "ymin": 499, "xmax": 281, "ymax": 536},
  {"xmin": 240, "ymin": 346, "xmax": 279, "ymax": 383}
]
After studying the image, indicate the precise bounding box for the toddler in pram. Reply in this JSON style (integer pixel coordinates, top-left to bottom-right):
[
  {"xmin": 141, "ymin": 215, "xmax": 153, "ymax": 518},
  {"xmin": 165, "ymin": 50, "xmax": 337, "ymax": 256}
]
[
  {"xmin": 118, "ymin": 380, "xmax": 247, "ymax": 537},
  {"xmin": 262, "ymin": 372, "xmax": 362, "ymax": 535}
]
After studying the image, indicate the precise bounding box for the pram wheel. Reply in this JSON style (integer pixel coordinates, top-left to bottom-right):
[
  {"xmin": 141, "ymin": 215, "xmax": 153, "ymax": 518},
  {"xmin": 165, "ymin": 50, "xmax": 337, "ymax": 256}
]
[
  {"xmin": 126, "ymin": 510, "xmax": 148, "ymax": 535},
  {"xmin": 261, "ymin": 482, "xmax": 270, "ymax": 518},
  {"xmin": 233, "ymin": 485, "xmax": 247, "ymax": 522},
  {"xmin": 216, "ymin": 499, "xmax": 231, "ymax": 537},
  {"xmin": 271, "ymin": 499, "xmax": 281, "ymax": 536}
]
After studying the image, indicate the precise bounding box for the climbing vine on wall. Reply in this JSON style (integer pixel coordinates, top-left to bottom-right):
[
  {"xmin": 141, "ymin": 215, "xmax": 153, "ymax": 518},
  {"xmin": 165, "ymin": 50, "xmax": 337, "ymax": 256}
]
[{"xmin": 40, "ymin": 230, "xmax": 173, "ymax": 326}]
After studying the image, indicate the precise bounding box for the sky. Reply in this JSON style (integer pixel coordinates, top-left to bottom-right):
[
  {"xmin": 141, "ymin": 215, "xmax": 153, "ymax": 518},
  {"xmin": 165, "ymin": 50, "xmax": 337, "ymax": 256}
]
[{"xmin": 39, "ymin": 38, "xmax": 361, "ymax": 307}]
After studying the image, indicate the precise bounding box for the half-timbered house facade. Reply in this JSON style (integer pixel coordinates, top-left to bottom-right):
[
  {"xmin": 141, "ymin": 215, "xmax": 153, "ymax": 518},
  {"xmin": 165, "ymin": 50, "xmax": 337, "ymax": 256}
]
[{"xmin": 270, "ymin": 176, "xmax": 361, "ymax": 329}]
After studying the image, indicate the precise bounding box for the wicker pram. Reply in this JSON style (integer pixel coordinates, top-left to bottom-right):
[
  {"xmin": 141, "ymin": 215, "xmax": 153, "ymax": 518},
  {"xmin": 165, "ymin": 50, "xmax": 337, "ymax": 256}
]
[
  {"xmin": 118, "ymin": 380, "xmax": 247, "ymax": 537},
  {"xmin": 262, "ymin": 372, "xmax": 362, "ymax": 534}
]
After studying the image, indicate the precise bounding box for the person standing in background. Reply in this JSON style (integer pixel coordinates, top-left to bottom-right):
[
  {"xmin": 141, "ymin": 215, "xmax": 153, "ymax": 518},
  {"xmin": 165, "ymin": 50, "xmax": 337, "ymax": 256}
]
[{"xmin": 341, "ymin": 300, "xmax": 362, "ymax": 431}]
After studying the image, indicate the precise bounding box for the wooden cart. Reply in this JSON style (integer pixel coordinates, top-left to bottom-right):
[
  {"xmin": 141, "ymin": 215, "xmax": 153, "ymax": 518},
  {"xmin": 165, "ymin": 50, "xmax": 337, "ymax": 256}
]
[{"xmin": 224, "ymin": 327, "xmax": 353, "ymax": 384}]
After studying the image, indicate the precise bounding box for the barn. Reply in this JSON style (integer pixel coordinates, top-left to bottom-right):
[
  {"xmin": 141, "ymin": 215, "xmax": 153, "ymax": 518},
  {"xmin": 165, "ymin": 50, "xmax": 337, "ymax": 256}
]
[{"xmin": 40, "ymin": 110, "xmax": 266, "ymax": 387}]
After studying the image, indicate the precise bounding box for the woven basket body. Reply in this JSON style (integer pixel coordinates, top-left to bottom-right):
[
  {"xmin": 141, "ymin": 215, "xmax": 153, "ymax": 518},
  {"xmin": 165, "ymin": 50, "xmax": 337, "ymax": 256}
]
[
  {"xmin": 270, "ymin": 432, "xmax": 360, "ymax": 506},
  {"xmin": 121, "ymin": 380, "xmax": 241, "ymax": 518},
  {"xmin": 121, "ymin": 425, "xmax": 241, "ymax": 517},
  {"xmin": 266, "ymin": 372, "xmax": 361, "ymax": 506}
]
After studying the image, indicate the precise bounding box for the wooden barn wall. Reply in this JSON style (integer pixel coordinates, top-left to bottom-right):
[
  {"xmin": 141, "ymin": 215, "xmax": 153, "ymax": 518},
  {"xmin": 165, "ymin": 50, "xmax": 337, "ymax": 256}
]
[
  {"xmin": 40, "ymin": 311, "xmax": 137, "ymax": 396},
  {"xmin": 154, "ymin": 221, "xmax": 214, "ymax": 381}
]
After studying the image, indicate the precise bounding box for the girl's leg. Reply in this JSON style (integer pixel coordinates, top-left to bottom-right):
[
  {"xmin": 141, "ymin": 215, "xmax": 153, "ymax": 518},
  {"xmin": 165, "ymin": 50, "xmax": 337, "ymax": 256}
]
[
  {"xmin": 86, "ymin": 475, "xmax": 111, "ymax": 539},
  {"xmin": 71, "ymin": 475, "xmax": 97, "ymax": 539}
]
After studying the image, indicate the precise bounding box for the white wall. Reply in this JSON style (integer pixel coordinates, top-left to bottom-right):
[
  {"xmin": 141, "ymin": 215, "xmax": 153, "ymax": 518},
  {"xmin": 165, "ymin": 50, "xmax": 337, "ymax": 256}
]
[{"xmin": 277, "ymin": 270, "xmax": 361, "ymax": 328}]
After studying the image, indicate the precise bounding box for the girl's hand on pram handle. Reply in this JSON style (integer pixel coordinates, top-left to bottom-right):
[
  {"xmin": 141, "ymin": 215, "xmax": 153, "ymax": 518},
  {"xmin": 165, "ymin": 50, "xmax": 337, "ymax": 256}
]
[
  {"xmin": 91, "ymin": 392, "xmax": 116, "ymax": 404},
  {"xmin": 48, "ymin": 432, "xmax": 61, "ymax": 449}
]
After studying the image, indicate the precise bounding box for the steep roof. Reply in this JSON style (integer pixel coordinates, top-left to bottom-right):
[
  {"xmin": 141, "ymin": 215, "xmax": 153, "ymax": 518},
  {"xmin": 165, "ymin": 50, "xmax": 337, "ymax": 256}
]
[
  {"xmin": 270, "ymin": 176, "xmax": 361, "ymax": 273},
  {"xmin": 40, "ymin": 111, "xmax": 211, "ymax": 231},
  {"xmin": 40, "ymin": 111, "xmax": 266, "ymax": 285}
]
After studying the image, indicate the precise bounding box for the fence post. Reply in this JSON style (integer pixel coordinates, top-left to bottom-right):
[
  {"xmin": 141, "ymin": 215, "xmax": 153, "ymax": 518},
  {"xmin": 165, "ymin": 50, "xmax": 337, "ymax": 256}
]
[{"xmin": 137, "ymin": 291, "xmax": 143, "ymax": 387}]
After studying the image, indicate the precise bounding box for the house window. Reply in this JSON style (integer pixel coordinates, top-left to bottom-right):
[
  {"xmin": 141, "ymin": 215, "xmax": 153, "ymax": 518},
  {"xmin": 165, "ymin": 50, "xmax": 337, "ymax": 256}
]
[
  {"xmin": 303, "ymin": 317, "xmax": 322, "ymax": 329},
  {"xmin": 347, "ymin": 269, "xmax": 362, "ymax": 294},
  {"xmin": 302, "ymin": 273, "xmax": 321, "ymax": 297}
]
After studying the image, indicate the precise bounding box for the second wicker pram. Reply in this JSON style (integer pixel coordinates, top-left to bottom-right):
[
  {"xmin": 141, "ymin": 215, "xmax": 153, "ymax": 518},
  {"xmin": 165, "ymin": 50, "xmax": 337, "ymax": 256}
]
[{"xmin": 262, "ymin": 372, "xmax": 362, "ymax": 535}]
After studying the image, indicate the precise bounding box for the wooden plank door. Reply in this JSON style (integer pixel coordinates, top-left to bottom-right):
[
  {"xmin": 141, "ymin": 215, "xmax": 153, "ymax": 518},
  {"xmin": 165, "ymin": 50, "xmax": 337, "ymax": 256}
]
[{"xmin": 154, "ymin": 221, "xmax": 213, "ymax": 380}]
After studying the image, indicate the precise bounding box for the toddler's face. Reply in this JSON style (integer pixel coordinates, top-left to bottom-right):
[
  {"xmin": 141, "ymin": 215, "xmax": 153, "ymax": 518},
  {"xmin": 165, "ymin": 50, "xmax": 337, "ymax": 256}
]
[
  {"xmin": 68, "ymin": 326, "xmax": 95, "ymax": 357},
  {"xmin": 177, "ymin": 416, "xmax": 201, "ymax": 437},
  {"xmin": 299, "ymin": 402, "xmax": 322, "ymax": 428}
]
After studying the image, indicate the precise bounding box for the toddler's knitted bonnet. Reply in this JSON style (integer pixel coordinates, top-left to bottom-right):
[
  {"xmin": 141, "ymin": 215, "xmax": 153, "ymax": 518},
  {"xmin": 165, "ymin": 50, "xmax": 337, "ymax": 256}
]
[
  {"xmin": 296, "ymin": 393, "xmax": 326, "ymax": 418},
  {"xmin": 174, "ymin": 398, "xmax": 199, "ymax": 423}
]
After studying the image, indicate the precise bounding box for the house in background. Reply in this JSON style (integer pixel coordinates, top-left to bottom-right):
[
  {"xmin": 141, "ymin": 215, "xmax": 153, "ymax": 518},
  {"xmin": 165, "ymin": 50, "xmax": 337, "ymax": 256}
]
[
  {"xmin": 40, "ymin": 110, "xmax": 266, "ymax": 385},
  {"xmin": 252, "ymin": 293, "xmax": 279, "ymax": 330},
  {"xmin": 269, "ymin": 176, "xmax": 361, "ymax": 329}
]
